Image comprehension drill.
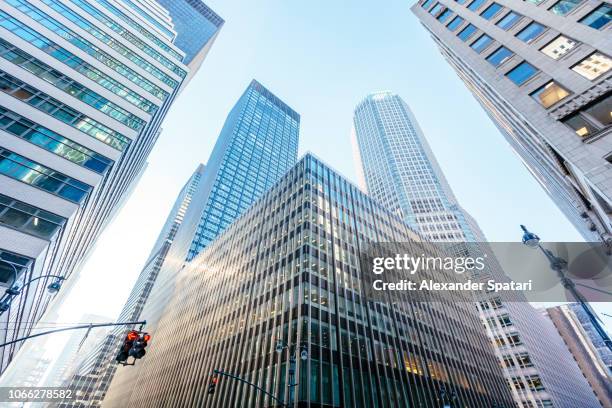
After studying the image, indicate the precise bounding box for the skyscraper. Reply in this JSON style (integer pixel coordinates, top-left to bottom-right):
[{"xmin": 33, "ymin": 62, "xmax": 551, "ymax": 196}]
[
  {"xmin": 0, "ymin": 0, "xmax": 221, "ymax": 374},
  {"xmin": 352, "ymin": 91, "xmax": 599, "ymax": 407},
  {"xmin": 103, "ymin": 153, "xmax": 516, "ymax": 407},
  {"xmin": 545, "ymin": 303, "xmax": 612, "ymax": 407},
  {"xmin": 411, "ymin": 0, "xmax": 611, "ymax": 243},
  {"xmin": 102, "ymin": 79, "xmax": 300, "ymax": 404},
  {"xmin": 58, "ymin": 164, "xmax": 205, "ymax": 407},
  {"xmin": 155, "ymin": 0, "xmax": 224, "ymax": 83}
]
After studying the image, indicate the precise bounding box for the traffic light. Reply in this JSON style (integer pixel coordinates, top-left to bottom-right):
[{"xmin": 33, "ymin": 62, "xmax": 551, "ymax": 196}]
[
  {"xmin": 207, "ymin": 375, "xmax": 218, "ymax": 395},
  {"xmin": 116, "ymin": 330, "xmax": 139, "ymax": 363},
  {"xmin": 129, "ymin": 332, "xmax": 151, "ymax": 359}
]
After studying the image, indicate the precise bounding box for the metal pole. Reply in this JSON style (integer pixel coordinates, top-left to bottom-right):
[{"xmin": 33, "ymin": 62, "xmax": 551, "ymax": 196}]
[
  {"xmin": 537, "ymin": 243, "xmax": 612, "ymax": 352},
  {"xmin": 212, "ymin": 369, "xmax": 286, "ymax": 407},
  {"xmin": 0, "ymin": 320, "xmax": 146, "ymax": 349}
]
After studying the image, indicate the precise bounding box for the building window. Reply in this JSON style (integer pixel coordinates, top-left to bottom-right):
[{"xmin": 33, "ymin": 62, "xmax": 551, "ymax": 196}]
[
  {"xmin": 480, "ymin": 3, "xmax": 503, "ymax": 19},
  {"xmin": 486, "ymin": 46, "xmax": 514, "ymax": 67},
  {"xmin": 571, "ymin": 52, "xmax": 612, "ymax": 80},
  {"xmin": 549, "ymin": 0, "xmax": 582, "ymax": 15},
  {"xmin": 531, "ymin": 81, "xmax": 570, "ymax": 108},
  {"xmin": 525, "ymin": 0, "xmax": 545, "ymax": 4},
  {"xmin": 0, "ymin": 250, "xmax": 31, "ymax": 286},
  {"xmin": 496, "ymin": 11, "xmax": 522, "ymax": 30},
  {"xmin": 540, "ymin": 35, "xmax": 578, "ymax": 59},
  {"xmin": 526, "ymin": 375, "xmax": 545, "ymax": 391},
  {"xmin": 447, "ymin": 16, "xmax": 465, "ymax": 30},
  {"xmin": 562, "ymin": 93, "xmax": 611, "ymax": 137},
  {"xmin": 0, "ymin": 194, "xmax": 65, "ymax": 240},
  {"xmin": 0, "ymin": 148, "xmax": 91, "ymax": 203},
  {"xmin": 467, "ymin": 0, "xmax": 486, "ymax": 11},
  {"xmin": 506, "ymin": 61, "xmax": 538, "ymax": 85},
  {"xmin": 437, "ymin": 9, "xmax": 454, "ymax": 22},
  {"xmin": 455, "ymin": 0, "xmax": 468, "ymax": 4},
  {"xmin": 458, "ymin": 24, "xmax": 477, "ymax": 41},
  {"xmin": 422, "ymin": 0, "xmax": 435, "ymax": 9},
  {"xmin": 471, "ymin": 34, "xmax": 494, "ymax": 53},
  {"xmin": 429, "ymin": 3, "xmax": 444, "ymax": 15},
  {"xmin": 516, "ymin": 22, "xmax": 546, "ymax": 43},
  {"xmin": 580, "ymin": 4, "xmax": 612, "ymax": 29}
]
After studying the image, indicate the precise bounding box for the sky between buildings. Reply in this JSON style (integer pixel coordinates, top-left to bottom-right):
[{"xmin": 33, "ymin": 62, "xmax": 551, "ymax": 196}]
[{"xmin": 49, "ymin": 0, "xmax": 611, "ymax": 345}]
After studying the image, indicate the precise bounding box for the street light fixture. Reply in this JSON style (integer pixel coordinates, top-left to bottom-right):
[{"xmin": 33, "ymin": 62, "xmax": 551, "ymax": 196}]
[
  {"xmin": 519, "ymin": 225, "xmax": 612, "ymax": 352},
  {"xmin": 0, "ymin": 261, "xmax": 65, "ymax": 316},
  {"xmin": 275, "ymin": 339, "xmax": 308, "ymax": 406}
]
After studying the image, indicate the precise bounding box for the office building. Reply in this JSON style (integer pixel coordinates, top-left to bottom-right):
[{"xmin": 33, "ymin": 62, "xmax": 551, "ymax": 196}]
[
  {"xmin": 411, "ymin": 0, "xmax": 612, "ymax": 244},
  {"xmin": 546, "ymin": 303, "xmax": 612, "ymax": 407},
  {"xmin": 103, "ymin": 153, "xmax": 515, "ymax": 407},
  {"xmin": 102, "ymin": 79, "xmax": 300, "ymax": 404},
  {"xmin": 58, "ymin": 164, "xmax": 204, "ymax": 407},
  {"xmin": 352, "ymin": 91, "xmax": 599, "ymax": 407},
  {"xmin": 155, "ymin": 0, "xmax": 224, "ymax": 84},
  {"xmin": 0, "ymin": 0, "xmax": 220, "ymax": 373}
]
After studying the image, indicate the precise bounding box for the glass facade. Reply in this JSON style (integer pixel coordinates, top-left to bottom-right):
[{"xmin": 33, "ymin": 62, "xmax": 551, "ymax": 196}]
[
  {"xmin": 155, "ymin": 0, "xmax": 224, "ymax": 65},
  {"xmin": 116, "ymin": 154, "xmax": 514, "ymax": 407},
  {"xmin": 186, "ymin": 79, "xmax": 300, "ymax": 260}
]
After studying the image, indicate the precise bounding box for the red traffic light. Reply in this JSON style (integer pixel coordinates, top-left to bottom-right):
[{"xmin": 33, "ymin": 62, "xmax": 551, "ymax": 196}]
[
  {"xmin": 126, "ymin": 330, "xmax": 139, "ymax": 341},
  {"xmin": 143, "ymin": 333, "xmax": 151, "ymax": 342},
  {"xmin": 212, "ymin": 376, "xmax": 218, "ymax": 384}
]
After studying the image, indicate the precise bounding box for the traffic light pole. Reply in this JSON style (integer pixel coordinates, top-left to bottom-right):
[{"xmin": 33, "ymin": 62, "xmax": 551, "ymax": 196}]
[
  {"xmin": 0, "ymin": 320, "xmax": 146, "ymax": 349},
  {"xmin": 212, "ymin": 369, "xmax": 287, "ymax": 407}
]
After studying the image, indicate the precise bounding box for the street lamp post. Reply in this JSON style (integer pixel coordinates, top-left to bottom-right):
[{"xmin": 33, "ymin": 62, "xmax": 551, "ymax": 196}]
[
  {"xmin": 0, "ymin": 261, "xmax": 65, "ymax": 316},
  {"xmin": 275, "ymin": 340, "xmax": 308, "ymax": 406},
  {"xmin": 520, "ymin": 225, "xmax": 612, "ymax": 352}
]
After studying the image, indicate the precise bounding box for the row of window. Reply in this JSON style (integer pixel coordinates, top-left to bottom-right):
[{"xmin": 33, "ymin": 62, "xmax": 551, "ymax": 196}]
[
  {"xmin": 0, "ymin": 70, "xmax": 129, "ymax": 151},
  {"xmin": 0, "ymin": 106, "xmax": 113, "ymax": 174},
  {"xmin": 0, "ymin": 11, "xmax": 158, "ymax": 114},
  {"xmin": 7, "ymin": 0, "xmax": 170, "ymax": 99},
  {"xmin": 0, "ymin": 148, "xmax": 91, "ymax": 203},
  {"xmin": 63, "ymin": 0, "xmax": 186, "ymax": 77},
  {"xmin": 0, "ymin": 193, "xmax": 65, "ymax": 240},
  {"xmin": 425, "ymin": 0, "xmax": 612, "ymax": 30},
  {"xmin": 38, "ymin": 0, "xmax": 182, "ymax": 86},
  {"xmin": 94, "ymin": 0, "xmax": 183, "ymax": 62},
  {"xmin": 426, "ymin": 0, "xmax": 612, "ymax": 136},
  {"xmin": 0, "ymin": 250, "xmax": 31, "ymax": 285}
]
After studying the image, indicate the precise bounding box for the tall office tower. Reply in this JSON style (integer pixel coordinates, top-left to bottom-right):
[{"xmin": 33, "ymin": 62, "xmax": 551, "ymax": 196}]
[
  {"xmin": 0, "ymin": 0, "xmax": 221, "ymax": 374},
  {"xmin": 103, "ymin": 153, "xmax": 515, "ymax": 408},
  {"xmin": 411, "ymin": 0, "xmax": 612, "ymax": 244},
  {"xmin": 352, "ymin": 91, "xmax": 599, "ymax": 407},
  {"xmin": 102, "ymin": 79, "xmax": 300, "ymax": 404},
  {"xmin": 545, "ymin": 304, "xmax": 612, "ymax": 406},
  {"xmin": 155, "ymin": 0, "xmax": 224, "ymax": 84},
  {"xmin": 57, "ymin": 164, "xmax": 204, "ymax": 407}
]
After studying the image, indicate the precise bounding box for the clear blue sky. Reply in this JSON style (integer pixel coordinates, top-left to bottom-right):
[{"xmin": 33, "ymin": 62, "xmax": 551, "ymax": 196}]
[{"xmin": 54, "ymin": 0, "xmax": 612, "ymax": 328}]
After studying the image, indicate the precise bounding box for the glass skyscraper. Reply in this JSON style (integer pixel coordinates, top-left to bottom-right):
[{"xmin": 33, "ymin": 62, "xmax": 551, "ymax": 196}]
[
  {"xmin": 101, "ymin": 154, "xmax": 515, "ymax": 408},
  {"xmin": 0, "ymin": 0, "xmax": 219, "ymax": 374},
  {"xmin": 155, "ymin": 0, "xmax": 224, "ymax": 72},
  {"xmin": 352, "ymin": 91, "xmax": 599, "ymax": 407},
  {"xmin": 102, "ymin": 79, "xmax": 300, "ymax": 404}
]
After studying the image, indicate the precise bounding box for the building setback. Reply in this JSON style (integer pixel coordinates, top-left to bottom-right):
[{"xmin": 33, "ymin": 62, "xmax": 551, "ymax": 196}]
[
  {"xmin": 58, "ymin": 164, "xmax": 204, "ymax": 407},
  {"xmin": 411, "ymin": 0, "xmax": 612, "ymax": 244},
  {"xmin": 0, "ymin": 0, "xmax": 220, "ymax": 374},
  {"xmin": 545, "ymin": 303, "xmax": 612, "ymax": 407},
  {"xmin": 352, "ymin": 91, "xmax": 600, "ymax": 407},
  {"xmin": 102, "ymin": 153, "xmax": 514, "ymax": 408},
  {"xmin": 102, "ymin": 79, "xmax": 300, "ymax": 404}
]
